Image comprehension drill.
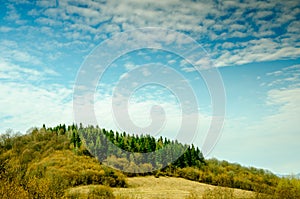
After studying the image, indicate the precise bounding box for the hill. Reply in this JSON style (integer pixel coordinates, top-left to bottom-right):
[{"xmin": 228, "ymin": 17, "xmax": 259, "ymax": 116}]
[
  {"xmin": 1, "ymin": 124, "xmax": 300, "ymax": 198},
  {"xmin": 0, "ymin": 126, "xmax": 126, "ymax": 198},
  {"xmin": 78, "ymin": 125, "xmax": 280, "ymax": 193}
]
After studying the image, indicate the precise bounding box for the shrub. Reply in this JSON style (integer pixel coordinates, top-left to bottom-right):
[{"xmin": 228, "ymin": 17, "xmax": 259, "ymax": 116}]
[
  {"xmin": 0, "ymin": 178, "xmax": 29, "ymax": 199},
  {"xmin": 274, "ymin": 177, "xmax": 300, "ymax": 199}
]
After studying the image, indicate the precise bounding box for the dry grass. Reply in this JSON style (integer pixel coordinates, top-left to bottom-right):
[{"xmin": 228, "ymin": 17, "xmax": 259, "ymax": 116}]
[
  {"xmin": 63, "ymin": 185, "xmax": 115, "ymax": 199},
  {"xmin": 112, "ymin": 176, "xmax": 255, "ymax": 199}
]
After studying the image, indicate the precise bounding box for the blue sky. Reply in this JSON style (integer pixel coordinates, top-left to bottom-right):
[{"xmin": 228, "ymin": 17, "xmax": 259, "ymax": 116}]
[{"xmin": 1, "ymin": 0, "xmax": 300, "ymax": 175}]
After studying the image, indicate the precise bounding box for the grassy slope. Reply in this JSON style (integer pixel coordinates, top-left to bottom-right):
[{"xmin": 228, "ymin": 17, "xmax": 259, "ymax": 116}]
[{"xmin": 112, "ymin": 176, "xmax": 254, "ymax": 199}]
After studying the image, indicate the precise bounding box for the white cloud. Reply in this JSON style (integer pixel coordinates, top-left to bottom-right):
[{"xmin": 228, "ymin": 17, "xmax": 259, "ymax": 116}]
[
  {"xmin": 266, "ymin": 70, "xmax": 283, "ymax": 76},
  {"xmin": 124, "ymin": 62, "xmax": 137, "ymax": 70},
  {"xmin": 215, "ymin": 38, "xmax": 300, "ymax": 67},
  {"xmin": 0, "ymin": 26, "xmax": 13, "ymax": 32},
  {"xmin": 5, "ymin": 4, "xmax": 20, "ymax": 21},
  {"xmin": 264, "ymin": 64, "xmax": 300, "ymax": 88},
  {"xmin": 221, "ymin": 42, "xmax": 235, "ymax": 49},
  {"xmin": 36, "ymin": 0, "xmax": 57, "ymax": 8},
  {"xmin": 0, "ymin": 40, "xmax": 43, "ymax": 66},
  {"xmin": 35, "ymin": 17, "xmax": 63, "ymax": 26},
  {"xmin": 0, "ymin": 59, "xmax": 58, "ymax": 81},
  {"xmin": 141, "ymin": 68, "xmax": 151, "ymax": 77},
  {"xmin": 253, "ymin": 10, "xmax": 273, "ymax": 19},
  {"xmin": 167, "ymin": 59, "xmax": 176, "ymax": 65},
  {"xmin": 287, "ymin": 21, "xmax": 300, "ymax": 33},
  {"xmin": 0, "ymin": 81, "xmax": 73, "ymax": 133},
  {"xmin": 0, "ymin": 58, "xmax": 67, "ymax": 133}
]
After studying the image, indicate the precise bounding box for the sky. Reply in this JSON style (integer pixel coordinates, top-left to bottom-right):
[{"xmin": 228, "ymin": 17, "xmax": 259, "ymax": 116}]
[{"xmin": 0, "ymin": 0, "xmax": 300, "ymax": 175}]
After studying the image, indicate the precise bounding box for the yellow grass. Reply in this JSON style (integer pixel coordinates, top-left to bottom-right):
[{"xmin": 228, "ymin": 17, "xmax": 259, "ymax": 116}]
[
  {"xmin": 112, "ymin": 176, "xmax": 255, "ymax": 199},
  {"xmin": 64, "ymin": 185, "xmax": 115, "ymax": 198}
]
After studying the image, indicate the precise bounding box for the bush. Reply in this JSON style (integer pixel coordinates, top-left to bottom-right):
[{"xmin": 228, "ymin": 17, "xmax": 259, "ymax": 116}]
[
  {"xmin": 25, "ymin": 150, "xmax": 127, "ymax": 188},
  {"xmin": 0, "ymin": 178, "xmax": 29, "ymax": 199},
  {"xmin": 178, "ymin": 167, "xmax": 201, "ymax": 181},
  {"xmin": 274, "ymin": 177, "xmax": 300, "ymax": 199}
]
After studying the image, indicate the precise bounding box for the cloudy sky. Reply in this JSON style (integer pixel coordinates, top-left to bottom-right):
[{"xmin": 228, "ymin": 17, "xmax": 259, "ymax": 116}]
[{"xmin": 1, "ymin": 0, "xmax": 300, "ymax": 175}]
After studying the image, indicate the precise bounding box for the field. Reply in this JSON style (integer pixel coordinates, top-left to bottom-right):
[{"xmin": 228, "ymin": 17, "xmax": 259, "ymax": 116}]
[{"xmin": 112, "ymin": 176, "xmax": 254, "ymax": 199}]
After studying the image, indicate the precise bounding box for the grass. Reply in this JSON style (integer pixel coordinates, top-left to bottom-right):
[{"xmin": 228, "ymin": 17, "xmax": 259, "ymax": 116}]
[
  {"xmin": 64, "ymin": 185, "xmax": 115, "ymax": 199},
  {"xmin": 112, "ymin": 176, "xmax": 255, "ymax": 199}
]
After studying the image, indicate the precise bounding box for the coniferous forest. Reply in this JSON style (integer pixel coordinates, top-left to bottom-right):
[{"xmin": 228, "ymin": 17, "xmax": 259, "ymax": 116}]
[
  {"xmin": 80, "ymin": 125, "xmax": 205, "ymax": 173},
  {"xmin": 1, "ymin": 124, "xmax": 300, "ymax": 198}
]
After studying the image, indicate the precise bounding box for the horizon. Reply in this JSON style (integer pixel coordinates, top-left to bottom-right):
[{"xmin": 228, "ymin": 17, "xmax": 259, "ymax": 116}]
[{"xmin": 1, "ymin": 0, "xmax": 299, "ymax": 175}]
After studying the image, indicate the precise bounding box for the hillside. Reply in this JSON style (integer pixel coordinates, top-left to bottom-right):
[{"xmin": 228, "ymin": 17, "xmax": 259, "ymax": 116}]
[
  {"xmin": 1, "ymin": 124, "xmax": 300, "ymax": 198},
  {"xmin": 112, "ymin": 176, "xmax": 255, "ymax": 199},
  {"xmin": 0, "ymin": 126, "xmax": 126, "ymax": 198}
]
